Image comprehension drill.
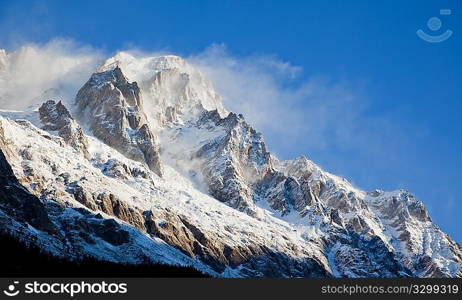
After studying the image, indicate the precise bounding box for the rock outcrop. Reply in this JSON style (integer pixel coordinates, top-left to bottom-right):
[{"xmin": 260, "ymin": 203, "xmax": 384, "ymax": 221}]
[
  {"xmin": 75, "ymin": 67, "xmax": 163, "ymax": 177},
  {"xmin": 38, "ymin": 100, "xmax": 90, "ymax": 158},
  {"xmin": 1, "ymin": 52, "xmax": 461, "ymax": 278},
  {"xmin": 99, "ymin": 53, "xmax": 228, "ymax": 128},
  {"xmin": 0, "ymin": 131, "xmax": 56, "ymax": 235},
  {"xmin": 167, "ymin": 104, "xmax": 462, "ymax": 277},
  {"xmin": 195, "ymin": 110, "xmax": 273, "ymax": 214}
]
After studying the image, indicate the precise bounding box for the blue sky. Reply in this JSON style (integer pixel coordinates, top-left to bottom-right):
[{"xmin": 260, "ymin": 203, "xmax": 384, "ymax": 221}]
[{"xmin": 0, "ymin": 0, "xmax": 461, "ymax": 242}]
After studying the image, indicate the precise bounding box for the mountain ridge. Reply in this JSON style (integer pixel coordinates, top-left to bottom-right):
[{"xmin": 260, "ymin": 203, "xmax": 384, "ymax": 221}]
[{"xmin": 0, "ymin": 50, "xmax": 460, "ymax": 277}]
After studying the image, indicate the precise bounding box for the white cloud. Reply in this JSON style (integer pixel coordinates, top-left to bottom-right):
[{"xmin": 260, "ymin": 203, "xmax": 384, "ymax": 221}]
[
  {"xmin": 0, "ymin": 39, "xmax": 456, "ymax": 240},
  {"xmin": 0, "ymin": 39, "xmax": 104, "ymax": 110},
  {"xmin": 188, "ymin": 44, "xmax": 370, "ymax": 156},
  {"xmin": 0, "ymin": 40, "xmax": 403, "ymax": 172},
  {"xmin": 188, "ymin": 44, "xmax": 427, "ymax": 196}
]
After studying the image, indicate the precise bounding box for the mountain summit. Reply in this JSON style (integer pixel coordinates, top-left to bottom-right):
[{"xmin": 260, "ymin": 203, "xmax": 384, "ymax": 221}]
[{"xmin": 0, "ymin": 51, "xmax": 461, "ymax": 277}]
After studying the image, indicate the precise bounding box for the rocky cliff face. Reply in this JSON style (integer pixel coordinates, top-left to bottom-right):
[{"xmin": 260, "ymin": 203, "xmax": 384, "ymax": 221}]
[
  {"xmin": 0, "ymin": 118, "xmax": 210, "ymax": 272},
  {"xmin": 0, "ymin": 126, "xmax": 56, "ymax": 235},
  {"xmin": 75, "ymin": 66, "xmax": 163, "ymax": 177},
  {"xmin": 195, "ymin": 110, "xmax": 273, "ymax": 214},
  {"xmin": 99, "ymin": 53, "xmax": 227, "ymax": 128},
  {"xmin": 0, "ymin": 51, "xmax": 461, "ymax": 278},
  {"xmin": 0, "ymin": 114, "xmax": 332, "ymax": 277},
  {"xmin": 162, "ymin": 102, "xmax": 462, "ymax": 277},
  {"xmin": 39, "ymin": 100, "xmax": 90, "ymax": 158}
]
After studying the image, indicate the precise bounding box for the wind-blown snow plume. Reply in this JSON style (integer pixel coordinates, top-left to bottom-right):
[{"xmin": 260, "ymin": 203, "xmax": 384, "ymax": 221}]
[
  {"xmin": 0, "ymin": 47, "xmax": 461, "ymax": 278},
  {"xmin": 0, "ymin": 39, "xmax": 103, "ymax": 110},
  {"xmin": 0, "ymin": 41, "xmax": 367, "ymax": 152},
  {"xmin": 0, "ymin": 41, "xmax": 457, "ymax": 249},
  {"xmin": 188, "ymin": 44, "xmax": 370, "ymax": 153}
]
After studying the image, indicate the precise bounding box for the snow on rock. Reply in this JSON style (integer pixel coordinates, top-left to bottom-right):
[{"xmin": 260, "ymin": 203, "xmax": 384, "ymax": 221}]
[
  {"xmin": 0, "ymin": 51, "xmax": 461, "ymax": 278},
  {"xmin": 0, "ymin": 115, "xmax": 331, "ymax": 277},
  {"xmin": 0, "ymin": 121, "xmax": 207, "ymax": 272},
  {"xmin": 276, "ymin": 156, "xmax": 462, "ymax": 277},
  {"xmin": 38, "ymin": 100, "xmax": 90, "ymax": 158},
  {"xmin": 365, "ymin": 190, "xmax": 462, "ymax": 277},
  {"xmin": 75, "ymin": 66, "xmax": 163, "ymax": 177},
  {"xmin": 99, "ymin": 52, "xmax": 228, "ymax": 128}
]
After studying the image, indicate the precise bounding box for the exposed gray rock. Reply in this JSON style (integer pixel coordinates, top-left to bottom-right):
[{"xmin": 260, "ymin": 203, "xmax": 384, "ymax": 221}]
[
  {"xmin": 2, "ymin": 52, "xmax": 462, "ymax": 278},
  {"xmin": 257, "ymin": 171, "xmax": 311, "ymax": 215},
  {"xmin": 38, "ymin": 100, "xmax": 90, "ymax": 158},
  {"xmin": 0, "ymin": 146, "xmax": 56, "ymax": 235},
  {"xmin": 75, "ymin": 67, "xmax": 163, "ymax": 177},
  {"xmin": 92, "ymin": 218, "xmax": 130, "ymax": 246},
  {"xmin": 143, "ymin": 209, "xmax": 331, "ymax": 277},
  {"xmin": 196, "ymin": 111, "xmax": 273, "ymax": 213}
]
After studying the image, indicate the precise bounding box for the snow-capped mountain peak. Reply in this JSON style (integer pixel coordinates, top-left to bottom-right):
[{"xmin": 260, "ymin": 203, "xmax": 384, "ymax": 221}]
[
  {"xmin": 0, "ymin": 51, "xmax": 461, "ymax": 278},
  {"xmin": 98, "ymin": 52, "xmax": 228, "ymax": 128},
  {"xmin": 99, "ymin": 52, "xmax": 188, "ymax": 77}
]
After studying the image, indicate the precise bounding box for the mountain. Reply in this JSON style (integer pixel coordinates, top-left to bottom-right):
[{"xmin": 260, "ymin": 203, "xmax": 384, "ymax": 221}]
[
  {"xmin": 0, "ymin": 51, "xmax": 461, "ymax": 278},
  {"xmin": 0, "ymin": 232, "xmax": 208, "ymax": 278}
]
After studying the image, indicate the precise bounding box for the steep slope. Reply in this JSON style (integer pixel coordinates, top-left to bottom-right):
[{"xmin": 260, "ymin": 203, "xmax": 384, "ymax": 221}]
[
  {"xmin": 161, "ymin": 106, "xmax": 462, "ymax": 277},
  {"xmin": 0, "ymin": 125, "xmax": 56, "ymax": 235},
  {"xmin": 121, "ymin": 52, "xmax": 460, "ymax": 277},
  {"xmin": 0, "ymin": 232, "xmax": 208, "ymax": 278},
  {"xmin": 0, "ymin": 51, "xmax": 461, "ymax": 278},
  {"xmin": 99, "ymin": 52, "xmax": 227, "ymax": 128},
  {"xmin": 39, "ymin": 100, "xmax": 90, "ymax": 158},
  {"xmin": 0, "ymin": 117, "xmax": 214, "ymax": 275},
  {"xmin": 277, "ymin": 157, "xmax": 462, "ymax": 277},
  {"xmin": 75, "ymin": 66, "xmax": 163, "ymax": 176},
  {"xmin": 0, "ymin": 114, "xmax": 332, "ymax": 277}
]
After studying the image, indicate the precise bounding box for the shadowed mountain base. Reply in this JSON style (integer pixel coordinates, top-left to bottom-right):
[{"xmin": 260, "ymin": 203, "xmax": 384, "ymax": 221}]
[{"xmin": 0, "ymin": 232, "xmax": 209, "ymax": 278}]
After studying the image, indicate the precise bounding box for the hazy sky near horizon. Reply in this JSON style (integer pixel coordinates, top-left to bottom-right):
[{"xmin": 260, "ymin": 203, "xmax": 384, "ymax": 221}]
[{"xmin": 0, "ymin": 0, "xmax": 461, "ymax": 242}]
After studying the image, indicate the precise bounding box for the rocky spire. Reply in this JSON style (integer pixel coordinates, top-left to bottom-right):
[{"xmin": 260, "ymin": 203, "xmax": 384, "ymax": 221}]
[
  {"xmin": 38, "ymin": 100, "xmax": 90, "ymax": 159},
  {"xmin": 75, "ymin": 66, "xmax": 163, "ymax": 177},
  {"xmin": 98, "ymin": 52, "xmax": 228, "ymax": 128}
]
